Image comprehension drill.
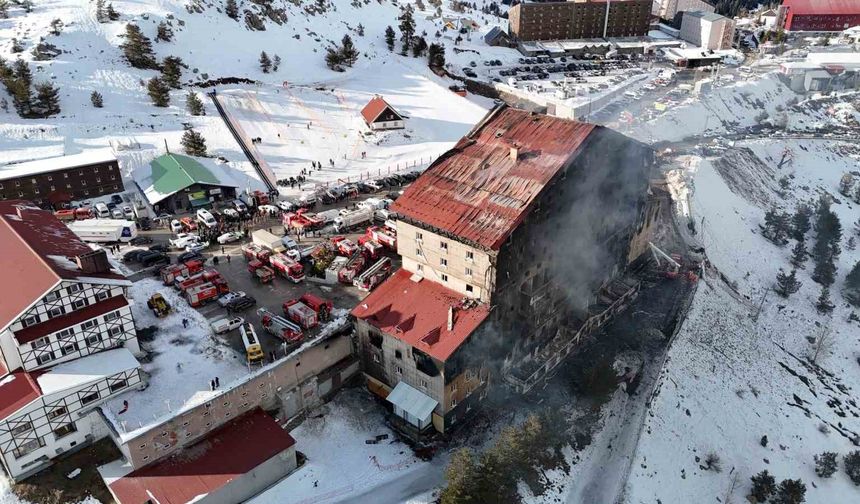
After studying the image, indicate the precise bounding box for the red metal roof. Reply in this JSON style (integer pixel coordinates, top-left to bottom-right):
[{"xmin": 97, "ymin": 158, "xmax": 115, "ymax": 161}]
[
  {"xmin": 0, "ymin": 370, "xmax": 42, "ymax": 420},
  {"xmin": 350, "ymin": 269, "xmax": 490, "ymax": 362},
  {"xmin": 360, "ymin": 96, "xmax": 401, "ymax": 124},
  {"xmin": 783, "ymin": 0, "xmax": 860, "ymax": 15},
  {"xmin": 109, "ymin": 408, "xmax": 296, "ymax": 504},
  {"xmin": 0, "ymin": 201, "xmax": 125, "ymax": 333},
  {"xmin": 14, "ymin": 296, "xmax": 129, "ymax": 345},
  {"xmin": 391, "ymin": 107, "xmax": 596, "ymax": 250}
]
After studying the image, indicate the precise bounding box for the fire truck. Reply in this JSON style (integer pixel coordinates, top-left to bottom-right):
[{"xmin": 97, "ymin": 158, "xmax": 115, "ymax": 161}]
[
  {"xmin": 357, "ymin": 236, "xmax": 383, "ymax": 260},
  {"xmin": 180, "ymin": 216, "xmax": 198, "ymax": 232},
  {"xmin": 354, "ymin": 257, "xmax": 392, "ymax": 292},
  {"xmin": 240, "ymin": 323, "xmax": 265, "ymax": 364},
  {"xmin": 269, "ymin": 253, "xmax": 305, "ymax": 283},
  {"xmin": 330, "ymin": 236, "xmax": 358, "ymax": 256},
  {"xmin": 185, "ymin": 280, "xmax": 229, "ymax": 307},
  {"xmin": 337, "ymin": 253, "xmax": 367, "ymax": 284},
  {"xmin": 241, "ymin": 243, "xmax": 272, "ymax": 262},
  {"xmin": 256, "ymin": 307, "xmax": 303, "ymax": 343},
  {"xmin": 160, "ymin": 259, "xmax": 204, "ymax": 285},
  {"xmin": 282, "ymin": 209, "xmax": 324, "ymax": 232},
  {"xmin": 251, "ymin": 190, "xmax": 270, "ymax": 206},
  {"xmin": 299, "ymin": 293, "xmax": 333, "ymax": 322},
  {"xmin": 366, "ymin": 226, "xmax": 397, "ymax": 250},
  {"xmin": 174, "ymin": 269, "xmax": 223, "ymax": 292},
  {"xmin": 247, "ymin": 260, "xmax": 275, "ymax": 284},
  {"xmin": 282, "ymin": 298, "xmax": 319, "ymax": 329}
]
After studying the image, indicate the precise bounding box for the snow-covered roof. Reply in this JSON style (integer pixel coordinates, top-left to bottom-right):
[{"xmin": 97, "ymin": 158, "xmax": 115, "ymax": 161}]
[
  {"xmin": 387, "ymin": 381, "xmax": 438, "ymax": 423},
  {"xmin": 0, "ymin": 149, "xmax": 116, "ymax": 180},
  {"xmin": 36, "ymin": 348, "xmax": 140, "ymax": 395}
]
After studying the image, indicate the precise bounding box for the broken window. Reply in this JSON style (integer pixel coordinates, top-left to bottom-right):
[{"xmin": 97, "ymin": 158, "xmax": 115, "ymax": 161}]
[{"xmin": 369, "ymin": 332, "xmax": 383, "ymax": 349}]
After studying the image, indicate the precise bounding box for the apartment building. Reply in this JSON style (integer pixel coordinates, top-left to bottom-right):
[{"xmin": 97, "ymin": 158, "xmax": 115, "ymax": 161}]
[
  {"xmin": 0, "ymin": 149, "xmax": 123, "ymax": 208},
  {"xmin": 352, "ymin": 106, "xmax": 661, "ymax": 435},
  {"xmin": 508, "ymin": 0, "xmax": 652, "ymax": 42},
  {"xmin": 653, "ymin": 0, "xmax": 715, "ymax": 22},
  {"xmin": 0, "ymin": 201, "xmax": 141, "ymax": 480},
  {"xmin": 680, "ymin": 10, "xmax": 736, "ymax": 50}
]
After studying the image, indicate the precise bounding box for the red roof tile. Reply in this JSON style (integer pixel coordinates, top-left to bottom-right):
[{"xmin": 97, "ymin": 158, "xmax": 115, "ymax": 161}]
[
  {"xmin": 14, "ymin": 296, "xmax": 129, "ymax": 345},
  {"xmin": 0, "ymin": 200, "xmax": 125, "ymax": 333},
  {"xmin": 360, "ymin": 96, "xmax": 401, "ymax": 124},
  {"xmin": 109, "ymin": 408, "xmax": 296, "ymax": 504},
  {"xmin": 0, "ymin": 371, "xmax": 42, "ymax": 420},
  {"xmin": 351, "ymin": 269, "xmax": 490, "ymax": 362},
  {"xmin": 783, "ymin": 0, "xmax": 860, "ymax": 15},
  {"xmin": 390, "ymin": 107, "xmax": 596, "ymax": 250}
]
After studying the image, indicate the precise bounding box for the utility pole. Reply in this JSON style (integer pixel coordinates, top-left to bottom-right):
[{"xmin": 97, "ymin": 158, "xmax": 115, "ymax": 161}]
[{"xmin": 603, "ymin": 0, "xmax": 611, "ymax": 39}]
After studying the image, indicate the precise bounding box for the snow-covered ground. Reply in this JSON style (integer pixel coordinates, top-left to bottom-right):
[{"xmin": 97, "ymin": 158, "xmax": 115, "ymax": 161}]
[
  {"xmin": 102, "ymin": 278, "xmax": 249, "ymax": 438},
  {"xmin": 249, "ymin": 389, "xmax": 432, "ymax": 504}
]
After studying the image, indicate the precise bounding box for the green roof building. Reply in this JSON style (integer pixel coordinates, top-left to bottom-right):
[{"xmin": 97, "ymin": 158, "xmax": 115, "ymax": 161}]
[{"xmin": 138, "ymin": 153, "xmax": 240, "ymax": 212}]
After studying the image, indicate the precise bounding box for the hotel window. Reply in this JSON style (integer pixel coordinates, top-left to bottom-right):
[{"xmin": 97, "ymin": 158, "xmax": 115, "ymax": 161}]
[
  {"xmin": 21, "ymin": 315, "xmax": 40, "ymax": 328},
  {"xmin": 67, "ymin": 284, "xmax": 83, "ymax": 294},
  {"xmin": 440, "ymin": 241, "xmax": 448, "ymax": 252},
  {"xmin": 109, "ymin": 379, "xmax": 128, "ymax": 393},
  {"xmin": 464, "ymin": 267, "xmax": 472, "ymax": 277},
  {"xmin": 11, "ymin": 422, "xmax": 33, "ymax": 436},
  {"xmin": 37, "ymin": 352, "xmax": 56, "ymax": 365},
  {"xmin": 416, "ymin": 248, "xmax": 423, "ymax": 257},
  {"xmin": 72, "ymin": 298, "xmax": 88, "ymax": 310},
  {"xmin": 109, "ymin": 325, "xmax": 123, "ymax": 337},
  {"xmin": 31, "ymin": 337, "xmax": 50, "ymax": 349},
  {"xmin": 86, "ymin": 333, "xmax": 103, "ymax": 346},
  {"xmin": 396, "ymin": 366, "xmax": 403, "ymax": 375},
  {"xmin": 48, "ymin": 406, "xmax": 68, "ymax": 419},
  {"xmin": 415, "ymin": 231, "xmax": 423, "ymax": 242},
  {"xmin": 466, "ymin": 285, "xmax": 474, "ymax": 293},
  {"xmin": 441, "ymin": 273, "xmax": 448, "ymax": 282},
  {"xmin": 416, "ymin": 264, "xmax": 424, "ymax": 272},
  {"xmin": 53, "ymin": 422, "xmax": 77, "ymax": 439},
  {"xmin": 440, "ymin": 258, "xmax": 447, "ymax": 268},
  {"xmin": 47, "ymin": 306, "xmax": 65, "ymax": 318},
  {"xmin": 96, "ymin": 291, "xmax": 109, "ymax": 301},
  {"xmin": 466, "ymin": 251, "xmax": 474, "ymax": 262},
  {"xmin": 63, "ymin": 172, "xmax": 68, "ymax": 178},
  {"xmin": 80, "ymin": 391, "xmax": 100, "ymax": 405},
  {"xmin": 82, "ymin": 319, "xmax": 97, "ymax": 330},
  {"xmin": 60, "ymin": 341, "xmax": 79, "ymax": 356},
  {"xmin": 13, "ymin": 438, "xmax": 44, "ymax": 459},
  {"xmin": 43, "ymin": 292, "xmax": 60, "ymax": 303},
  {"xmin": 105, "ymin": 311, "xmax": 120, "ymax": 321}
]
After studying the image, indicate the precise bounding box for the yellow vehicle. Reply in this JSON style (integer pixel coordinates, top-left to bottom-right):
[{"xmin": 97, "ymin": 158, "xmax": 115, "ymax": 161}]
[
  {"xmin": 146, "ymin": 293, "xmax": 171, "ymax": 318},
  {"xmin": 240, "ymin": 323, "xmax": 265, "ymax": 364}
]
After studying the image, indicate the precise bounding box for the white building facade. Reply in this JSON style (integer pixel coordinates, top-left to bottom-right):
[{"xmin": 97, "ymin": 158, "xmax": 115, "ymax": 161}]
[{"xmin": 680, "ymin": 10, "xmax": 736, "ymax": 50}]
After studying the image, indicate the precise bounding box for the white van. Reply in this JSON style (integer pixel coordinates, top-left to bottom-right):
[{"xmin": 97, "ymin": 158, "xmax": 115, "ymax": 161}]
[
  {"xmin": 111, "ymin": 208, "xmax": 124, "ymax": 219},
  {"xmin": 196, "ymin": 209, "xmax": 217, "ymax": 229},
  {"xmin": 94, "ymin": 202, "xmax": 110, "ymax": 218},
  {"xmin": 170, "ymin": 219, "xmax": 183, "ymax": 234}
]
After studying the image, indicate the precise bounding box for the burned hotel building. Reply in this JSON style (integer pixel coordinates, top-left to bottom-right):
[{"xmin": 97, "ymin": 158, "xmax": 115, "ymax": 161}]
[{"xmin": 351, "ymin": 106, "xmax": 666, "ymax": 435}]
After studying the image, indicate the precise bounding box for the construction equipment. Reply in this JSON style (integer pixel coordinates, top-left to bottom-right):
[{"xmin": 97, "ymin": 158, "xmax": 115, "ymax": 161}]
[
  {"xmin": 240, "ymin": 323, "xmax": 265, "ymax": 364},
  {"xmin": 257, "ymin": 308, "xmax": 303, "ymax": 343},
  {"xmin": 354, "ymin": 257, "xmax": 392, "ymax": 292},
  {"xmin": 269, "ymin": 253, "xmax": 305, "ymax": 283},
  {"xmin": 146, "ymin": 293, "xmax": 172, "ymax": 318}
]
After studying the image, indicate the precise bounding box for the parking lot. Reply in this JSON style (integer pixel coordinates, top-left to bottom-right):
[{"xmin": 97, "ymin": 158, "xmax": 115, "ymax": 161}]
[{"xmin": 119, "ymin": 185, "xmax": 407, "ymax": 361}]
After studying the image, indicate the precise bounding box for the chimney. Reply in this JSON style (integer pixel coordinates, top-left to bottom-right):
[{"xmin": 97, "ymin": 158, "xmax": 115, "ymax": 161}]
[
  {"xmin": 447, "ymin": 306, "xmax": 454, "ymax": 331},
  {"xmin": 509, "ymin": 146, "xmax": 519, "ymax": 162},
  {"xmin": 75, "ymin": 249, "xmax": 111, "ymax": 275}
]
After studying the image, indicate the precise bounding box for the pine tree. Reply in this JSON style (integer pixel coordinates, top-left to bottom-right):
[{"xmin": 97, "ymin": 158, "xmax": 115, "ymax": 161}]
[
  {"xmin": 775, "ymin": 268, "xmax": 801, "ymax": 298},
  {"xmin": 50, "ymin": 19, "xmax": 64, "ymax": 36},
  {"xmin": 839, "ymin": 173, "xmax": 854, "ymax": 196},
  {"xmin": 384, "ymin": 26, "xmax": 395, "ymax": 51},
  {"xmin": 156, "ymin": 21, "xmax": 174, "ymax": 42},
  {"xmin": 812, "ymin": 198, "xmax": 842, "ymax": 286},
  {"xmin": 792, "ymin": 204, "xmax": 812, "ymax": 241},
  {"xmin": 90, "ymin": 90, "xmax": 103, "ymax": 108},
  {"xmin": 272, "ymin": 54, "xmax": 281, "ymax": 72},
  {"xmin": 440, "ymin": 448, "xmax": 479, "ymax": 503},
  {"xmin": 186, "ymin": 91, "xmax": 204, "ymax": 116},
  {"xmin": 428, "ymin": 42, "xmax": 445, "ymax": 68},
  {"xmin": 107, "ymin": 3, "xmax": 120, "ymax": 21},
  {"xmin": 146, "ymin": 77, "xmax": 170, "ymax": 107},
  {"xmin": 325, "ymin": 47, "xmax": 344, "ymax": 71},
  {"xmin": 845, "ymin": 451, "xmax": 860, "ymax": 485},
  {"xmin": 399, "ymin": 7, "xmax": 416, "ymax": 53},
  {"xmin": 816, "ymin": 286, "xmax": 834, "ymax": 314},
  {"xmin": 21, "ymin": 0, "xmax": 31, "ymax": 13},
  {"xmin": 356, "ymin": 23, "xmax": 364, "ymax": 36},
  {"xmin": 412, "ymin": 36, "xmax": 428, "ymax": 57},
  {"xmin": 120, "ymin": 24, "xmax": 157, "ymax": 69},
  {"xmin": 750, "ymin": 470, "xmax": 775, "ymax": 503},
  {"xmin": 161, "ymin": 56, "xmax": 183, "ymax": 89},
  {"xmin": 814, "ymin": 452, "xmax": 838, "ymax": 478},
  {"xmin": 848, "ymin": 236, "xmax": 856, "ymax": 251},
  {"xmin": 95, "ymin": 0, "xmax": 107, "ymax": 22},
  {"xmin": 772, "ymin": 479, "xmax": 806, "ymax": 504},
  {"xmin": 845, "ymin": 260, "xmax": 860, "ymax": 306},
  {"xmin": 762, "ymin": 208, "xmax": 790, "ymax": 246},
  {"xmin": 790, "ymin": 240, "xmax": 807, "ymax": 269},
  {"xmin": 259, "ymin": 51, "xmax": 271, "ymax": 73},
  {"xmin": 340, "ymin": 35, "xmax": 358, "ymax": 66},
  {"xmin": 13, "ymin": 58, "xmax": 32, "ymax": 88},
  {"xmin": 181, "ymin": 127, "xmax": 207, "ymax": 157},
  {"xmin": 32, "ymin": 82, "xmax": 61, "ymax": 117},
  {"xmin": 10, "ymin": 38, "xmax": 23, "ymax": 53},
  {"xmin": 225, "ymin": 0, "xmax": 239, "ymax": 20},
  {"xmin": 853, "ymin": 184, "xmax": 860, "ymax": 204}
]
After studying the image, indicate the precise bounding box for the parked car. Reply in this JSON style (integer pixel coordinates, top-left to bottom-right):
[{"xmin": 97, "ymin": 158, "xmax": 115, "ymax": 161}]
[
  {"xmin": 148, "ymin": 243, "xmax": 169, "ymax": 253},
  {"xmin": 177, "ymin": 251, "xmax": 203, "ymax": 264},
  {"xmin": 222, "ymin": 208, "xmax": 240, "ymax": 219},
  {"xmin": 211, "ymin": 317, "xmax": 244, "ymax": 335},
  {"xmin": 111, "ymin": 208, "xmax": 124, "ymax": 219},
  {"xmin": 225, "ymin": 296, "xmax": 257, "ymax": 313},
  {"xmin": 217, "ymin": 231, "xmax": 244, "ymax": 244},
  {"xmin": 140, "ymin": 251, "xmax": 169, "ymax": 267},
  {"xmin": 276, "ymin": 200, "xmax": 295, "ymax": 212},
  {"xmin": 129, "ymin": 236, "xmax": 153, "ymax": 245},
  {"xmin": 170, "ymin": 219, "xmax": 183, "ymax": 233},
  {"xmin": 218, "ymin": 291, "xmax": 246, "ymax": 308},
  {"xmin": 111, "ymin": 194, "xmax": 123, "ymax": 205},
  {"xmin": 122, "ymin": 250, "xmax": 147, "ymax": 263},
  {"xmin": 185, "ymin": 241, "xmax": 210, "ymax": 253},
  {"xmin": 139, "ymin": 217, "xmax": 152, "ymax": 231},
  {"xmin": 169, "ymin": 233, "xmax": 199, "ymax": 249}
]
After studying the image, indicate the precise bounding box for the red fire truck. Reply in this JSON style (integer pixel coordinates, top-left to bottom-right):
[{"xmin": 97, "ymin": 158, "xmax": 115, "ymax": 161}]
[
  {"xmin": 160, "ymin": 259, "xmax": 204, "ymax": 285},
  {"xmin": 247, "ymin": 260, "xmax": 275, "ymax": 284},
  {"xmin": 282, "ymin": 299, "xmax": 318, "ymax": 329},
  {"xmin": 357, "ymin": 236, "xmax": 383, "ymax": 260},
  {"xmin": 241, "ymin": 243, "xmax": 272, "ymax": 263},
  {"xmin": 337, "ymin": 253, "xmax": 367, "ymax": 284},
  {"xmin": 292, "ymin": 293, "xmax": 333, "ymax": 323},
  {"xmin": 282, "ymin": 209, "xmax": 324, "ymax": 232},
  {"xmin": 257, "ymin": 307, "xmax": 303, "ymax": 343},
  {"xmin": 175, "ymin": 269, "xmax": 223, "ymax": 292},
  {"xmin": 330, "ymin": 236, "xmax": 359, "ymax": 256},
  {"xmin": 366, "ymin": 226, "xmax": 397, "ymax": 250},
  {"xmin": 269, "ymin": 253, "xmax": 305, "ymax": 283},
  {"xmin": 186, "ymin": 280, "xmax": 229, "ymax": 307},
  {"xmin": 354, "ymin": 257, "xmax": 392, "ymax": 292}
]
